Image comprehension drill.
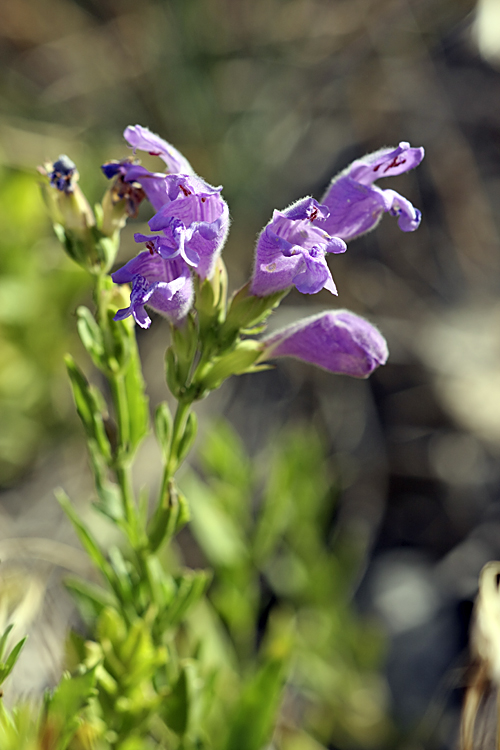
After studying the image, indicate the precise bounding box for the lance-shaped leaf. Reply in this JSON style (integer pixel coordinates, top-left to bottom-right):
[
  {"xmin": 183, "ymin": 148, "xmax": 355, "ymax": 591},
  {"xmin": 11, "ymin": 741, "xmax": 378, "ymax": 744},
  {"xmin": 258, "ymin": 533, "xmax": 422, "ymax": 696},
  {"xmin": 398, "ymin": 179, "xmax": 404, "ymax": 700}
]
[
  {"xmin": 162, "ymin": 661, "xmax": 201, "ymax": 737},
  {"xmin": 0, "ymin": 627, "xmax": 27, "ymax": 687},
  {"xmin": 224, "ymin": 657, "xmax": 286, "ymax": 750},
  {"xmin": 65, "ymin": 355, "xmax": 112, "ymax": 463}
]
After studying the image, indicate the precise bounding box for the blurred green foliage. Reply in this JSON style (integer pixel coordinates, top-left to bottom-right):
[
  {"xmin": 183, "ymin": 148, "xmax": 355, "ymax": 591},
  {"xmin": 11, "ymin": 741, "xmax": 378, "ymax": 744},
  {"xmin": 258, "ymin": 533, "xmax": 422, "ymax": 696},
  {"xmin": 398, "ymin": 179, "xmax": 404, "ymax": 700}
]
[
  {"xmin": 0, "ymin": 421, "xmax": 390, "ymax": 750},
  {"xmin": 0, "ymin": 166, "xmax": 89, "ymax": 484},
  {"xmin": 181, "ymin": 421, "xmax": 392, "ymax": 750}
]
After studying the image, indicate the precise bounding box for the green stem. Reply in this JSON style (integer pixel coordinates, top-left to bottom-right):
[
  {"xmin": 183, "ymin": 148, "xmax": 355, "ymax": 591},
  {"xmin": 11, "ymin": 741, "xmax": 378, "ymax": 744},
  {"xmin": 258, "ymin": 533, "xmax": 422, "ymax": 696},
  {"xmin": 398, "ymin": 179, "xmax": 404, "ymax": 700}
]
[
  {"xmin": 110, "ymin": 373, "xmax": 131, "ymax": 452},
  {"xmin": 115, "ymin": 464, "xmax": 138, "ymax": 544},
  {"xmin": 94, "ymin": 272, "xmax": 138, "ymax": 544}
]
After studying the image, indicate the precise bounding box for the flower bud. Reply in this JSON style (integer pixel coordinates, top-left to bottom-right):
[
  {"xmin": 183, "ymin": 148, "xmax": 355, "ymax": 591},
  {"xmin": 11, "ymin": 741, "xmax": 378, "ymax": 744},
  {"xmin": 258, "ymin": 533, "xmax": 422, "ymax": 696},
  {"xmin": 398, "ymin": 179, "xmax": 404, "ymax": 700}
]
[
  {"xmin": 39, "ymin": 156, "xmax": 110, "ymax": 272},
  {"xmin": 260, "ymin": 310, "xmax": 388, "ymax": 378}
]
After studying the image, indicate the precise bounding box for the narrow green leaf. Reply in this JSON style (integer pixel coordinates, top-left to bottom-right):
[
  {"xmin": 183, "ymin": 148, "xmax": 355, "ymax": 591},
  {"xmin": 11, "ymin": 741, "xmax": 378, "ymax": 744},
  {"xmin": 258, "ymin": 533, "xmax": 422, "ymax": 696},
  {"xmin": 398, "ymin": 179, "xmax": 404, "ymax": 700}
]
[
  {"xmin": 224, "ymin": 658, "xmax": 286, "ymax": 750},
  {"xmin": 162, "ymin": 661, "xmax": 199, "ymax": 736},
  {"xmin": 0, "ymin": 637, "xmax": 27, "ymax": 686},
  {"xmin": 65, "ymin": 355, "xmax": 112, "ymax": 463},
  {"xmin": 76, "ymin": 306, "xmax": 105, "ymax": 370},
  {"xmin": 181, "ymin": 473, "xmax": 247, "ymax": 567},
  {"xmin": 176, "ymin": 411, "xmax": 198, "ymax": 464},
  {"xmin": 161, "ymin": 570, "xmax": 210, "ymax": 629},
  {"xmin": 0, "ymin": 625, "xmax": 14, "ymax": 662},
  {"xmin": 45, "ymin": 666, "xmax": 98, "ymax": 750},
  {"xmin": 55, "ymin": 490, "xmax": 118, "ymax": 594},
  {"xmin": 64, "ymin": 577, "xmax": 116, "ymax": 621},
  {"xmin": 155, "ymin": 402, "xmax": 173, "ymax": 461},
  {"xmin": 147, "ymin": 482, "xmax": 190, "ymax": 553},
  {"xmin": 165, "ymin": 346, "xmax": 181, "ymax": 397},
  {"xmin": 122, "ymin": 338, "xmax": 149, "ymax": 454}
]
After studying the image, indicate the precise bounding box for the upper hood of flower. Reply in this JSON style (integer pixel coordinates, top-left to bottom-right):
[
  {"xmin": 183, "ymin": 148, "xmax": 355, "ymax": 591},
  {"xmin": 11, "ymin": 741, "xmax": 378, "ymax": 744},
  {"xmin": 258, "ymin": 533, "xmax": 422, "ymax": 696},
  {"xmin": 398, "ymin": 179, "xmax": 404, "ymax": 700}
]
[{"xmin": 124, "ymin": 124, "xmax": 195, "ymax": 176}]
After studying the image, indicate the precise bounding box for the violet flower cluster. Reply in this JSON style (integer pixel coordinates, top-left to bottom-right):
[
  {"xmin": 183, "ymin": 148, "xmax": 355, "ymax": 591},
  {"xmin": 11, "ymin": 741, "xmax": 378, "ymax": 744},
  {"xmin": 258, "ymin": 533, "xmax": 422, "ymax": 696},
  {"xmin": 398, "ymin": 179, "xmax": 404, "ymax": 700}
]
[
  {"xmin": 101, "ymin": 125, "xmax": 229, "ymax": 329},
  {"xmin": 98, "ymin": 125, "xmax": 424, "ymax": 378}
]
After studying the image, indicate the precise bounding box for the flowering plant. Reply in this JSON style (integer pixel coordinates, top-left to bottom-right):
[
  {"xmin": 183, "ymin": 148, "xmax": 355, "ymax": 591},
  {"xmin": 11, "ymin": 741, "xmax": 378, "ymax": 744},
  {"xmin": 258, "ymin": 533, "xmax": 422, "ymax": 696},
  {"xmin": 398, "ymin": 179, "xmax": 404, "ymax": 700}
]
[{"xmin": 1, "ymin": 126, "xmax": 423, "ymax": 749}]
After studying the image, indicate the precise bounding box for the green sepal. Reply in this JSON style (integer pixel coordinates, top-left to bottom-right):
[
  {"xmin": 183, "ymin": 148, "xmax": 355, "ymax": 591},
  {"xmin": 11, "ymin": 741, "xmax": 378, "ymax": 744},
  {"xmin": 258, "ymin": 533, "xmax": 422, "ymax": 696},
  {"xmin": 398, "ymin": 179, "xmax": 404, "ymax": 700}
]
[
  {"xmin": 196, "ymin": 258, "xmax": 228, "ymax": 324},
  {"xmin": 219, "ymin": 284, "xmax": 288, "ymax": 347},
  {"xmin": 90, "ymin": 225, "xmax": 120, "ymax": 273},
  {"xmin": 195, "ymin": 340, "xmax": 263, "ymax": 392}
]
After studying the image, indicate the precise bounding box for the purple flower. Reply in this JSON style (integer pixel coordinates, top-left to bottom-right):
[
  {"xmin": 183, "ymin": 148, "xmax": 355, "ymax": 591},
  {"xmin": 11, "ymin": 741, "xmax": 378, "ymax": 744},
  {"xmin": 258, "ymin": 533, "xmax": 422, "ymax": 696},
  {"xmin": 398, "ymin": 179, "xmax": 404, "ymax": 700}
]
[
  {"xmin": 260, "ymin": 309, "xmax": 388, "ymax": 378},
  {"xmin": 320, "ymin": 142, "xmax": 424, "ymax": 240},
  {"xmin": 104, "ymin": 126, "xmax": 230, "ymax": 280},
  {"xmin": 143, "ymin": 174, "xmax": 230, "ymax": 279},
  {"xmin": 102, "ymin": 124, "xmax": 194, "ymax": 214},
  {"xmin": 250, "ymin": 197, "xmax": 346, "ymax": 297},
  {"xmin": 102, "ymin": 160, "xmax": 170, "ymax": 215},
  {"xmin": 111, "ymin": 252, "xmax": 194, "ymax": 328}
]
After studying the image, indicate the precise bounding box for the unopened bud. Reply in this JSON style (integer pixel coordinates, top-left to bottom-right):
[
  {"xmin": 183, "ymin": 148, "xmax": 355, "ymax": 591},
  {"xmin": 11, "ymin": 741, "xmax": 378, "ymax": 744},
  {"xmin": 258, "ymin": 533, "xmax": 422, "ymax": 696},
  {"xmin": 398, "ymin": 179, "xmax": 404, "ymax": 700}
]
[{"xmin": 39, "ymin": 156, "xmax": 119, "ymax": 273}]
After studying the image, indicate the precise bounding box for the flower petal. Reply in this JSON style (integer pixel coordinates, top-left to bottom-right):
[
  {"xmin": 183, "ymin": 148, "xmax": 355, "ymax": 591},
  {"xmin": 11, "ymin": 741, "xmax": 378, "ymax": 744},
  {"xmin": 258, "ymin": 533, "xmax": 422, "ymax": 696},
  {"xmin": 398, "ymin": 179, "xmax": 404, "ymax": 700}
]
[
  {"xmin": 148, "ymin": 176, "xmax": 230, "ymax": 278},
  {"xmin": 292, "ymin": 249, "xmax": 334, "ymax": 295},
  {"xmin": 111, "ymin": 251, "xmax": 166, "ymax": 284},
  {"xmin": 250, "ymin": 198, "xmax": 344, "ymax": 297},
  {"xmin": 112, "ymin": 253, "xmax": 194, "ymax": 326},
  {"xmin": 320, "ymin": 178, "xmax": 387, "ymax": 240},
  {"xmin": 382, "ymin": 188, "xmax": 422, "ymax": 232}
]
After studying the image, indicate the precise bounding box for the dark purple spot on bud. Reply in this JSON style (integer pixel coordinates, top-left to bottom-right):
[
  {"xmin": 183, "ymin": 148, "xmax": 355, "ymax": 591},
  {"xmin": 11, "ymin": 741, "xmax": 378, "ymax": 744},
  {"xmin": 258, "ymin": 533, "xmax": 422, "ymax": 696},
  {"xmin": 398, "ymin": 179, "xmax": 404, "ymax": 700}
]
[
  {"xmin": 148, "ymin": 151, "xmax": 162, "ymax": 157},
  {"xmin": 383, "ymin": 156, "xmax": 406, "ymax": 173},
  {"xmin": 50, "ymin": 154, "xmax": 77, "ymax": 193},
  {"xmin": 102, "ymin": 161, "xmax": 124, "ymax": 179}
]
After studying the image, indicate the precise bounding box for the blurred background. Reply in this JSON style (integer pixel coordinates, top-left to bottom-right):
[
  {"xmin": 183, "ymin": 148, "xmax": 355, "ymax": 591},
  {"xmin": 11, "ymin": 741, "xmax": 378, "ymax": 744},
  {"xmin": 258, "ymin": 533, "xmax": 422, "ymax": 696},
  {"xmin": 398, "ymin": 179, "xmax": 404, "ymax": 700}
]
[{"xmin": 1, "ymin": 0, "xmax": 500, "ymax": 747}]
